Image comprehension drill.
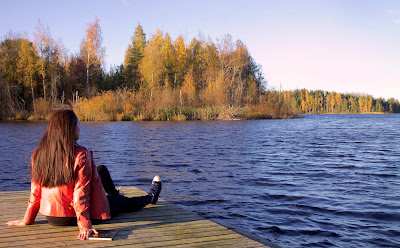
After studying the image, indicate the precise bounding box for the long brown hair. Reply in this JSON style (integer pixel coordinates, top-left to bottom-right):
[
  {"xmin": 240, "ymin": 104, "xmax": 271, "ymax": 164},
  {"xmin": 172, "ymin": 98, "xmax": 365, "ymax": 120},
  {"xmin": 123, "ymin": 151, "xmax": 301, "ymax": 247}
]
[{"xmin": 31, "ymin": 110, "xmax": 78, "ymax": 187}]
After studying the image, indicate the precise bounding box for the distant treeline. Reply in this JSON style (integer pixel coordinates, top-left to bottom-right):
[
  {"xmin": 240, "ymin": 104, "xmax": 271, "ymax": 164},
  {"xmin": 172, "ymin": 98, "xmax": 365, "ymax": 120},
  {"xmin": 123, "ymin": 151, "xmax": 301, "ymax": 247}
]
[
  {"xmin": 281, "ymin": 89, "xmax": 400, "ymax": 114},
  {"xmin": 0, "ymin": 19, "xmax": 398, "ymax": 121}
]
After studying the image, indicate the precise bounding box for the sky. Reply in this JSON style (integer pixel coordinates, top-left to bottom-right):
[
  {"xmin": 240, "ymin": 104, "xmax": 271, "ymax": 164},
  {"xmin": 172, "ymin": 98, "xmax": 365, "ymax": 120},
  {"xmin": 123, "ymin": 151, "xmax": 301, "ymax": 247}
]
[{"xmin": 1, "ymin": 0, "xmax": 399, "ymax": 100}]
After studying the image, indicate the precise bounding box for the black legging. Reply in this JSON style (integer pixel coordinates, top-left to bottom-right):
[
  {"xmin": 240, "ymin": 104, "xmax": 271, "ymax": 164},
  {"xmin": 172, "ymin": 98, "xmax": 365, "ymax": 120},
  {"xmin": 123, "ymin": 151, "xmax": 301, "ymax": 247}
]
[
  {"xmin": 46, "ymin": 165, "xmax": 151, "ymax": 226},
  {"xmin": 97, "ymin": 165, "xmax": 151, "ymax": 217}
]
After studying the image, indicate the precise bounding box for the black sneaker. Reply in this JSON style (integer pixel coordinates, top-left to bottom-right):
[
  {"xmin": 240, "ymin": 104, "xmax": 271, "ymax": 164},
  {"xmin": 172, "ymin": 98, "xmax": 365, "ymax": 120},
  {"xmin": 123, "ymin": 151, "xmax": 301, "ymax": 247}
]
[{"xmin": 148, "ymin": 175, "xmax": 162, "ymax": 204}]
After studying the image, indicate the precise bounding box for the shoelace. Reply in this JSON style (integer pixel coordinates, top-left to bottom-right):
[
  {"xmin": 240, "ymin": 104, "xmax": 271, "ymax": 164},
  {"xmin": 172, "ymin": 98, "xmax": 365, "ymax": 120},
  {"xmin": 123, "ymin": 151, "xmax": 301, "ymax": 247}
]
[{"xmin": 150, "ymin": 182, "xmax": 161, "ymax": 195}]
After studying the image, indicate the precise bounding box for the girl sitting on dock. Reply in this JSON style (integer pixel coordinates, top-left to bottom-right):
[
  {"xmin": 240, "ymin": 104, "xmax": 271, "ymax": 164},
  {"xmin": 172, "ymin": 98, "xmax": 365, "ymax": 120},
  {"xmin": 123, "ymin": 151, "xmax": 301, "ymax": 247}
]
[{"xmin": 6, "ymin": 109, "xmax": 162, "ymax": 240}]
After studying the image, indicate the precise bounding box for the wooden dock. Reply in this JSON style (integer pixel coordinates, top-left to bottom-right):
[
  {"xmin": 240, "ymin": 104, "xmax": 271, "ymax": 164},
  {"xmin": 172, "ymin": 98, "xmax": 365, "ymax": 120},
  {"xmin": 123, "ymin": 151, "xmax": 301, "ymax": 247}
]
[{"xmin": 0, "ymin": 187, "xmax": 277, "ymax": 247}]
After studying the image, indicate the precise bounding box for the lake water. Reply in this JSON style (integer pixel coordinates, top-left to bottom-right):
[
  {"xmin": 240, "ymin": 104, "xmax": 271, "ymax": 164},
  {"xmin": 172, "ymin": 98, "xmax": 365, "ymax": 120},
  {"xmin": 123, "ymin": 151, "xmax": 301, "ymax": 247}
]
[{"xmin": 0, "ymin": 114, "xmax": 399, "ymax": 248}]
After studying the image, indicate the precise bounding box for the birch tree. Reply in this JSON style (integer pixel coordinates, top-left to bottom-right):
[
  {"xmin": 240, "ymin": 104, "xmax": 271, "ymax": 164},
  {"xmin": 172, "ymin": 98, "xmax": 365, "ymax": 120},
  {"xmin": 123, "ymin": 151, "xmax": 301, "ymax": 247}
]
[
  {"xmin": 33, "ymin": 20, "xmax": 53, "ymax": 100},
  {"xmin": 81, "ymin": 17, "xmax": 105, "ymax": 98}
]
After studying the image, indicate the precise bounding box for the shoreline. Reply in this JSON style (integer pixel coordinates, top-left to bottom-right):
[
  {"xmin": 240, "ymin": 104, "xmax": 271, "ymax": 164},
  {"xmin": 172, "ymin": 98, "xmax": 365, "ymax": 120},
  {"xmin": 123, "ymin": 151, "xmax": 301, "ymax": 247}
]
[
  {"xmin": 305, "ymin": 112, "xmax": 386, "ymax": 115},
  {"xmin": 3, "ymin": 114, "xmax": 398, "ymax": 122},
  {"xmin": 4, "ymin": 112, "xmax": 398, "ymax": 122}
]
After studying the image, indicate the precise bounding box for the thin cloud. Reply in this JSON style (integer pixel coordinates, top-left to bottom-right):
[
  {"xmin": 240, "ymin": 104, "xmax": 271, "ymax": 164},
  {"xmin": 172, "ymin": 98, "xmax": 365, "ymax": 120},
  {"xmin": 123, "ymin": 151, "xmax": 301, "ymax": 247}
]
[
  {"xmin": 386, "ymin": 9, "xmax": 400, "ymax": 25},
  {"xmin": 121, "ymin": 0, "xmax": 133, "ymax": 7},
  {"xmin": 386, "ymin": 9, "xmax": 400, "ymax": 15}
]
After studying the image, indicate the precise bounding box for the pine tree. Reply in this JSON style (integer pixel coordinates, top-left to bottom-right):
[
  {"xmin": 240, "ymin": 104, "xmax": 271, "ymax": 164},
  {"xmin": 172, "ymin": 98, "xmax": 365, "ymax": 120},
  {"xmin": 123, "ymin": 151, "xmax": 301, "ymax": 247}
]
[
  {"xmin": 162, "ymin": 33, "xmax": 174, "ymax": 89},
  {"xmin": 124, "ymin": 24, "xmax": 146, "ymax": 91}
]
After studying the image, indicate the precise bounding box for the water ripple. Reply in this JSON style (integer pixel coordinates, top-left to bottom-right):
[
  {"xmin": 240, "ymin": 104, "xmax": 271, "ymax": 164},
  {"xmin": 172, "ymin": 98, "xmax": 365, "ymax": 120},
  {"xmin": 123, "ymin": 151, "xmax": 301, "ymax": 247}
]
[{"xmin": 1, "ymin": 115, "xmax": 400, "ymax": 248}]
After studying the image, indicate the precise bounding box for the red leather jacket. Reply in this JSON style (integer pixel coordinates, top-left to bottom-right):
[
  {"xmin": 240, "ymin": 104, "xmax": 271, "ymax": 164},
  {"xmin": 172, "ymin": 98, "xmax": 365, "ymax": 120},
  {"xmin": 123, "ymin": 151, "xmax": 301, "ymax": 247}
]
[{"xmin": 23, "ymin": 144, "xmax": 111, "ymax": 231}]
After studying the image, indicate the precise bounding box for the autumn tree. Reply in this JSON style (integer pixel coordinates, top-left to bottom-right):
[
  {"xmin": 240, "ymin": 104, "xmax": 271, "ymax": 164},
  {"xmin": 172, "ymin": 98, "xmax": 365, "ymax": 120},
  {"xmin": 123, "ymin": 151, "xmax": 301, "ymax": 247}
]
[
  {"xmin": 325, "ymin": 92, "xmax": 335, "ymax": 113},
  {"xmin": 302, "ymin": 89, "xmax": 311, "ymax": 113},
  {"xmin": 139, "ymin": 29, "xmax": 165, "ymax": 99},
  {"xmin": 162, "ymin": 33, "xmax": 175, "ymax": 89},
  {"xmin": 187, "ymin": 38, "xmax": 205, "ymax": 91},
  {"xmin": 316, "ymin": 91, "xmax": 324, "ymax": 113},
  {"xmin": 181, "ymin": 67, "xmax": 196, "ymax": 105},
  {"xmin": 0, "ymin": 34, "xmax": 24, "ymax": 116},
  {"xmin": 334, "ymin": 93, "xmax": 342, "ymax": 113},
  {"xmin": 33, "ymin": 20, "xmax": 53, "ymax": 100},
  {"xmin": 218, "ymin": 34, "xmax": 234, "ymax": 98},
  {"xmin": 17, "ymin": 36, "xmax": 39, "ymax": 112},
  {"xmin": 348, "ymin": 96, "xmax": 357, "ymax": 113},
  {"xmin": 159, "ymin": 74, "xmax": 178, "ymax": 111},
  {"xmin": 218, "ymin": 35, "xmax": 251, "ymax": 106},
  {"xmin": 81, "ymin": 17, "xmax": 105, "ymax": 98},
  {"xmin": 358, "ymin": 97, "xmax": 365, "ymax": 113},
  {"xmin": 124, "ymin": 24, "xmax": 146, "ymax": 91},
  {"xmin": 201, "ymin": 40, "xmax": 220, "ymax": 102},
  {"xmin": 34, "ymin": 20, "xmax": 68, "ymax": 106},
  {"xmin": 202, "ymin": 71, "xmax": 226, "ymax": 106},
  {"xmin": 367, "ymin": 96, "xmax": 373, "ymax": 112},
  {"xmin": 173, "ymin": 35, "xmax": 187, "ymax": 88},
  {"xmin": 48, "ymin": 40, "xmax": 68, "ymax": 106}
]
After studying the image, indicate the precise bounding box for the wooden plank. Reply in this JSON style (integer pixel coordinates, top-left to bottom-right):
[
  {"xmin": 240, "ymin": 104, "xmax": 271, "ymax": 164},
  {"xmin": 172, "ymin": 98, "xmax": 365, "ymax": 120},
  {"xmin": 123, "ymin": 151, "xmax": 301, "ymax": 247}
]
[{"xmin": 0, "ymin": 187, "xmax": 274, "ymax": 247}]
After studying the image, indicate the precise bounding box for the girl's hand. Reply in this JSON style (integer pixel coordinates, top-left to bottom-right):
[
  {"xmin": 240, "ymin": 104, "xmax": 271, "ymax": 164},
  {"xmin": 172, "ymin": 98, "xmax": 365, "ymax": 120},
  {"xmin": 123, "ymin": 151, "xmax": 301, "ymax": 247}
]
[
  {"xmin": 6, "ymin": 219, "xmax": 26, "ymax": 226},
  {"xmin": 78, "ymin": 228, "xmax": 98, "ymax": 240}
]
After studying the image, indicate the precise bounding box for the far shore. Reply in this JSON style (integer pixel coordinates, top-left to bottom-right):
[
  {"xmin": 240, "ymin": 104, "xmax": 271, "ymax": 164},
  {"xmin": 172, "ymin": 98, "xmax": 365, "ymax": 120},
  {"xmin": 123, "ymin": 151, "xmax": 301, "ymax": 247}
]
[
  {"xmin": 3, "ymin": 112, "xmax": 398, "ymax": 122},
  {"xmin": 306, "ymin": 112, "xmax": 387, "ymax": 115}
]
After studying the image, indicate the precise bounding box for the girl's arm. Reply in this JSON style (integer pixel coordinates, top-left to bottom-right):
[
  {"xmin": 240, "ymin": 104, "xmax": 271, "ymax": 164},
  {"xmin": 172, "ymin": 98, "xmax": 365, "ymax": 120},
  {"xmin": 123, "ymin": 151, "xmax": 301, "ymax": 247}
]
[
  {"xmin": 6, "ymin": 180, "xmax": 41, "ymax": 226},
  {"xmin": 73, "ymin": 150, "xmax": 97, "ymax": 240}
]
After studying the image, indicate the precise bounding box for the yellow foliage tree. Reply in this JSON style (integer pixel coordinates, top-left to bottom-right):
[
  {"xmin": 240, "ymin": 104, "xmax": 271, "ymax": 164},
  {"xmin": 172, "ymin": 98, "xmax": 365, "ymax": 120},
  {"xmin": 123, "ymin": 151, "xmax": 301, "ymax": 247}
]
[
  {"xmin": 18, "ymin": 37, "xmax": 38, "ymax": 112},
  {"xmin": 326, "ymin": 92, "xmax": 335, "ymax": 113},
  {"xmin": 202, "ymin": 71, "xmax": 226, "ymax": 106},
  {"xmin": 181, "ymin": 67, "xmax": 196, "ymax": 106},
  {"xmin": 139, "ymin": 29, "xmax": 165, "ymax": 100},
  {"xmin": 358, "ymin": 97, "xmax": 365, "ymax": 113},
  {"xmin": 162, "ymin": 33, "xmax": 175, "ymax": 87},
  {"xmin": 283, "ymin": 91, "xmax": 291, "ymax": 104},
  {"xmin": 335, "ymin": 93, "xmax": 342, "ymax": 113},
  {"xmin": 81, "ymin": 17, "xmax": 105, "ymax": 98},
  {"xmin": 173, "ymin": 35, "xmax": 187, "ymax": 88},
  {"xmin": 202, "ymin": 41, "xmax": 219, "ymax": 91},
  {"xmin": 367, "ymin": 97, "xmax": 373, "ymax": 112}
]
